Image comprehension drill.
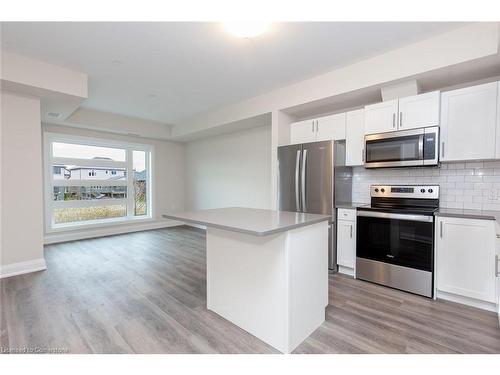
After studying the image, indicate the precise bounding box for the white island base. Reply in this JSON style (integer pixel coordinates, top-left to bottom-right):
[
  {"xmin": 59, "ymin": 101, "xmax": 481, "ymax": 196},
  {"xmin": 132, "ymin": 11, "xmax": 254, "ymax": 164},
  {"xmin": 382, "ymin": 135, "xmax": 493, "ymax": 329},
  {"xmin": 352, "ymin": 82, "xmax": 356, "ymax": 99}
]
[{"xmin": 206, "ymin": 221, "xmax": 328, "ymax": 353}]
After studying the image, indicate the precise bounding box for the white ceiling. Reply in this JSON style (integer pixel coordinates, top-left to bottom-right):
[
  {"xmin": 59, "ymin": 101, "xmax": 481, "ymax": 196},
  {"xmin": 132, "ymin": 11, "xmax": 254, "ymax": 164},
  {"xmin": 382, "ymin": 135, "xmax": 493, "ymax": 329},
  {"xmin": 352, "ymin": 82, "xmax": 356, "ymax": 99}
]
[{"xmin": 1, "ymin": 22, "xmax": 467, "ymax": 124}]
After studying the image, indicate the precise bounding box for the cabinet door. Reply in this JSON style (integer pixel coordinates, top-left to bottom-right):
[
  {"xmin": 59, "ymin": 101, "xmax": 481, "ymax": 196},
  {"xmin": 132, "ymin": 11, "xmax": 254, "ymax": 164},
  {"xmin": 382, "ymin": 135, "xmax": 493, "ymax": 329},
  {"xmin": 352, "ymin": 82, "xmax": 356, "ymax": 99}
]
[
  {"xmin": 440, "ymin": 82, "xmax": 498, "ymax": 161},
  {"xmin": 316, "ymin": 112, "xmax": 346, "ymax": 141},
  {"xmin": 345, "ymin": 109, "xmax": 365, "ymax": 166},
  {"xmin": 290, "ymin": 119, "xmax": 315, "ymax": 144},
  {"xmin": 496, "ymin": 232, "xmax": 500, "ymax": 323},
  {"xmin": 364, "ymin": 99, "xmax": 399, "ymax": 134},
  {"xmin": 398, "ymin": 91, "xmax": 440, "ymax": 130},
  {"xmin": 337, "ymin": 219, "xmax": 355, "ymax": 269},
  {"xmin": 436, "ymin": 216, "xmax": 496, "ymax": 303},
  {"xmin": 496, "ymin": 82, "xmax": 500, "ymax": 159}
]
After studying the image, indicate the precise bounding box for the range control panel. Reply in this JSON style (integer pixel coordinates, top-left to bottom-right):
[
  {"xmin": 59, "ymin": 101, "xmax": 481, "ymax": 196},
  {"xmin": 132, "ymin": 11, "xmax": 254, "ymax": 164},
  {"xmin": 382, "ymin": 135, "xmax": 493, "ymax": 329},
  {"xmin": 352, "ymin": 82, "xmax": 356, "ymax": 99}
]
[{"xmin": 370, "ymin": 185, "xmax": 439, "ymax": 199}]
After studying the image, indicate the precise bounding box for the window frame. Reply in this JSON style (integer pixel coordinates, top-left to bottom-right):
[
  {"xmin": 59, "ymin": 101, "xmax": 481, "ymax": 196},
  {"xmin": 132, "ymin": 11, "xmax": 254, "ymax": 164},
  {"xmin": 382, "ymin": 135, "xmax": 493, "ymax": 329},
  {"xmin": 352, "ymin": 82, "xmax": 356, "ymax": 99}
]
[{"xmin": 43, "ymin": 132, "xmax": 154, "ymax": 233}]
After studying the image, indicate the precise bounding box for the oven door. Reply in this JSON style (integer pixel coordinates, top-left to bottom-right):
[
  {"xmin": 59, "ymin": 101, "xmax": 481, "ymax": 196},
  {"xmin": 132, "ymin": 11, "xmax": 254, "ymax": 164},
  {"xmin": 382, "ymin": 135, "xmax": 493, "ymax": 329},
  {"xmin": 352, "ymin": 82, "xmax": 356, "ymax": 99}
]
[
  {"xmin": 364, "ymin": 128, "xmax": 424, "ymax": 168},
  {"xmin": 356, "ymin": 210, "xmax": 434, "ymax": 272}
]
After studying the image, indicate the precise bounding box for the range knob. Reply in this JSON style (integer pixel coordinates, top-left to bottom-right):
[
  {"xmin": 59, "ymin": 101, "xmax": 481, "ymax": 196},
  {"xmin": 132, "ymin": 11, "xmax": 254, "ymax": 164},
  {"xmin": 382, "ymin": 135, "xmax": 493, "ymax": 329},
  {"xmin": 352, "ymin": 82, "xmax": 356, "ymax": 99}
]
[
  {"xmin": 428, "ymin": 188, "xmax": 434, "ymax": 193},
  {"xmin": 420, "ymin": 188, "xmax": 426, "ymax": 193},
  {"xmin": 380, "ymin": 188, "xmax": 385, "ymax": 193},
  {"xmin": 374, "ymin": 188, "xmax": 379, "ymax": 193}
]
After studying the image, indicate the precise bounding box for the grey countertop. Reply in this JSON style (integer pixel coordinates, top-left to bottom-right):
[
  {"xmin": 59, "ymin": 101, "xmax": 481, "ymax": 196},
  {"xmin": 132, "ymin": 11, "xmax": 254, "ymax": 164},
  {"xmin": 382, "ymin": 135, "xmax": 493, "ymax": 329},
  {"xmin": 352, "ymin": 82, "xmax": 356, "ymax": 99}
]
[
  {"xmin": 162, "ymin": 207, "xmax": 330, "ymax": 236},
  {"xmin": 435, "ymin": 208, "xmax": 500, "ymax": 222},
  {"xmin": 335, "ymin": 202, "xmax": 369, "ymax": 209}
]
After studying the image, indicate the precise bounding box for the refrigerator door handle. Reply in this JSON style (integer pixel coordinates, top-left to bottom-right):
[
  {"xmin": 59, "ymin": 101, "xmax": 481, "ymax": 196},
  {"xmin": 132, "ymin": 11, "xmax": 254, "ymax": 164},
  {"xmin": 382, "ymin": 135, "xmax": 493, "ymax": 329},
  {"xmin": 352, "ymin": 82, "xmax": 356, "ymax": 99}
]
[
  {"xmin": 301, "ymin": 149, "xmax": 307, "ymax": 212},
  {"xmin": 295, "ymin": 150, "xmax": 301, "ymax": 211}
]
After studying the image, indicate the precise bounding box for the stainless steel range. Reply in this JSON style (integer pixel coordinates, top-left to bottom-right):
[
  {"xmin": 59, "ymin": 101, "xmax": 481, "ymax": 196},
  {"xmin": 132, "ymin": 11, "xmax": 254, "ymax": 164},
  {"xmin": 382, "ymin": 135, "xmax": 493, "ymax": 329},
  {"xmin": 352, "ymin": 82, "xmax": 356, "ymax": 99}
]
[{"xmin": 356, "ymin": 185, "xmax": 439, "ymax": 298}]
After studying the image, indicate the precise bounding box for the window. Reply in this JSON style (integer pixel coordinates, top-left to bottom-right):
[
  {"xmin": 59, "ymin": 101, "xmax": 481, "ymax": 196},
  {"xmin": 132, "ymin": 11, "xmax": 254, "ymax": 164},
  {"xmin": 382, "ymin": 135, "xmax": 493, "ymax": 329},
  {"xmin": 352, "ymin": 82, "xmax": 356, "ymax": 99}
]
[{"xmin": 45, "ymin": 134, "xmax": 153, "ymax": 230}]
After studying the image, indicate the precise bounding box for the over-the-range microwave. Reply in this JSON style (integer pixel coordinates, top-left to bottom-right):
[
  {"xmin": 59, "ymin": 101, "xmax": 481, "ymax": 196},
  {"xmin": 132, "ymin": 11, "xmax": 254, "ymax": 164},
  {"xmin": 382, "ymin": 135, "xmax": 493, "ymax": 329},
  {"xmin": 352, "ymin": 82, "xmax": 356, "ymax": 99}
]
[{"xmin": 364, "ymin": 126, "xmax": 439, "ymax": 168}]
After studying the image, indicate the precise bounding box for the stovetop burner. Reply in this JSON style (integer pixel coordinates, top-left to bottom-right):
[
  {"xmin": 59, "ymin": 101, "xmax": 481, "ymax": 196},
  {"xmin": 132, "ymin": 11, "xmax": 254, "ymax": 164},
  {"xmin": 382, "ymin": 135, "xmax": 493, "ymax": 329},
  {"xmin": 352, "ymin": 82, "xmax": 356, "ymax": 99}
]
[
  {"xmin": 363, "ymin": 184, "xmax": 440, "ymax": 214},
  {"xmin": 357, "ymin": 205, "xmax": 438, "ymax": 216}
]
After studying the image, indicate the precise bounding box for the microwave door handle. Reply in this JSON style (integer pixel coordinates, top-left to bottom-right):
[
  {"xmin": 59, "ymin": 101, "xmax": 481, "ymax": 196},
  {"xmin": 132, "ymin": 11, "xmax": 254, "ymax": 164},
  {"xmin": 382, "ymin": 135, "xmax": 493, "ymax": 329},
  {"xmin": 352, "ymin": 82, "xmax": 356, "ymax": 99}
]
[
  {"xmin": 301, "ymin": 149, "xmax": 307, "ymax": 212},
  {"xmin": 418, "ymin": 135, "xmax": 424, "ymax": 160},
  {"xmin": 295, "ymin": 150, "xmax": 301, "ymax": 211}
]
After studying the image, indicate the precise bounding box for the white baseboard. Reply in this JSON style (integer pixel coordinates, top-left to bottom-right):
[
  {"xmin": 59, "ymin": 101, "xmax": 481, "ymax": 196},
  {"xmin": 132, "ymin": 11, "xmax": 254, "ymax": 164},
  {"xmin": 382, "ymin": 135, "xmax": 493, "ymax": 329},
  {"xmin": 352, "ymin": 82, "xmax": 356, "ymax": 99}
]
[
  {"xmin": 0, "ymin": 258, "xmax": 47, "ymax": 279},
  {"xmin": 44, "ymin": 220, "xmax": 183, "ymax": 245},
  {"xmin": 186, "ymin": 223, "xmax": 207, "ymax": 230},
  {"xmin": 436, "ymin": 290, "xmax": 497, "ymax": 312}
]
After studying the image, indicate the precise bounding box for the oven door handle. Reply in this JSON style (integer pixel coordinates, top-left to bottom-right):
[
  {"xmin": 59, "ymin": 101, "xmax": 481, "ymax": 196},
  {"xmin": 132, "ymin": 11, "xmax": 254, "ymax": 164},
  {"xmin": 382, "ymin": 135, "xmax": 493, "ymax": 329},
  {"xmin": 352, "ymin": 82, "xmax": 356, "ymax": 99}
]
[{"xmin": 356, "ymin": 210, "xmax": 434, "ymax": 223}]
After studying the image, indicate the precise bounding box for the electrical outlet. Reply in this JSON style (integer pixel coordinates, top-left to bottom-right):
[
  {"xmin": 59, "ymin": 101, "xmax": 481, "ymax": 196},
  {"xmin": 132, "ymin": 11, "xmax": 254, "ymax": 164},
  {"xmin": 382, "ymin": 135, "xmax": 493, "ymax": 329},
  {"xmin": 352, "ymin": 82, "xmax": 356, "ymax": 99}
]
[{"xmin": 488, "ymin": 188, "xmax": 498, "ymax": 201}]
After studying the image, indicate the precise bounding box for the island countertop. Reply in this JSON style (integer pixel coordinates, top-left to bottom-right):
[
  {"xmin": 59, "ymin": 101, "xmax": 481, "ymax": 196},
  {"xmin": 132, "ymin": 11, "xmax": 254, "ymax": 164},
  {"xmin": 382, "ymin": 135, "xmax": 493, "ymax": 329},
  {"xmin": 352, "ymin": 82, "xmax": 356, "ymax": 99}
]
[{"xmin": 162, "ymin": 207, "xmax": 330, "ymax": 236}]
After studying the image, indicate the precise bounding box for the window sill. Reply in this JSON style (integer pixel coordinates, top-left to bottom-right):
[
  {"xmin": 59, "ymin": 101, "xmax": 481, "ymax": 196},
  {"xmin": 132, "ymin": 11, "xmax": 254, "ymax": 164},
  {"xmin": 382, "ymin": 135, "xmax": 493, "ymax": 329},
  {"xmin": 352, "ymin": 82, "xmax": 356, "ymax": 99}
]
[{"xmin": 46, "ymin": 215, "xmax": 154, "ymax": 233}]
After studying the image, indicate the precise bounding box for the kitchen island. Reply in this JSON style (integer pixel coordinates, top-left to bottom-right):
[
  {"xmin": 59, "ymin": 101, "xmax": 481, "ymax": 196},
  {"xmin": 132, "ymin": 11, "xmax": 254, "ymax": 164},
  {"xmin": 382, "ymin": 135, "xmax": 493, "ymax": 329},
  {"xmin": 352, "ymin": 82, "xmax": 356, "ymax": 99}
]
[{"xmin": 163, "ymin": 207, "xmax": 330, "ymax": 353}]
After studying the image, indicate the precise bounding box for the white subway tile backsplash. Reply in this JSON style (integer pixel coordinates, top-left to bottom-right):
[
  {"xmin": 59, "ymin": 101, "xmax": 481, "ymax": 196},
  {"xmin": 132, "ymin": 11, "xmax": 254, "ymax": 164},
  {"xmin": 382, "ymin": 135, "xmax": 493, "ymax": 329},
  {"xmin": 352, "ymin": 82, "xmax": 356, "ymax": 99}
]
[
  {"xmin": 456, "ymin": 195, "xmax": 473, "ymax": 203},
  {"xmin": 447, "ymin": 175, "xmax": 464, "ymax": 182},
  {"xmin": 463, "ymin": 202, "xmax": 482, "ymax": 210},
  {"xmin": 465, "ymin": 161, "xmax": 484, "ymax": 169},
  {"xmin": 484, "ymin": 161, "xmax": 500, "ymax": 168},
  {"xmin": 477, "ymin": 169, "xmax": 494, "ymax": 176},
  {"xmin": 447, "ymin": 163, "xmax": 465, "ymax": 169},
  {"xmin": 464, "ymin": 175, "xmax": 483, "ymax": 182},
  {"xmin": 483, "ymin": 176, "xmax": 500, "ymax": 182},
  {"xmin": 351, "ymin": 160, "xmax": 500, "ymax": 210}
]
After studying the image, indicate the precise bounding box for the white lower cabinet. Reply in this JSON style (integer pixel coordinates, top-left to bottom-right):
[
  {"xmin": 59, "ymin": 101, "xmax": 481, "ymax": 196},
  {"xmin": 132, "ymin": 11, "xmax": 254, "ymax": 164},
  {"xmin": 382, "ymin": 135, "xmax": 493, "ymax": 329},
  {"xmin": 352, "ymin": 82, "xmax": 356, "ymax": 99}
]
[
  {"xmin": 435, "ymin": 216, "xmax": 497, "ymax": 310},
  {"xmin": 337, "ymin": 209, "xmax": 356, "ymax": 276},
  {"xmin": 496, "ymin": 226, "xmax": 500, "ymax": 323}
]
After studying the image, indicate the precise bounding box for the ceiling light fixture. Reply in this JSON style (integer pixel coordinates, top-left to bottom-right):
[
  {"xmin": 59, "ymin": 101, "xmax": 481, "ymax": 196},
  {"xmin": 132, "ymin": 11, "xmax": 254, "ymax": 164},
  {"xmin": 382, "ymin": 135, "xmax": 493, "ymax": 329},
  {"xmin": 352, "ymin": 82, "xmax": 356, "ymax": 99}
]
[{"xmin": 223, "ymin": 22, "xmax": 270, "ymax": 38}]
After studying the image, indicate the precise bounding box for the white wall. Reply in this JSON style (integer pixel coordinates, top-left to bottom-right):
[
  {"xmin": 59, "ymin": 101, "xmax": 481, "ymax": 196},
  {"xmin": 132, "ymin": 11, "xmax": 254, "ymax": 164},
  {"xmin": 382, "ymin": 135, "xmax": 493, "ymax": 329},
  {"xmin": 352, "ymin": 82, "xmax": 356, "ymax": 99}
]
[
  {"xmin": 185, "ymin": 125, "xmax": 271, "ymax": 210},
  {"xmin": 1, "ymin": 91, "xmax": 45, "ymax": 273},
  {"xmin": 352, "ymin": 161, "xmax": 500, "ymax": 210},
  {"xmin": 42, "ymin": 124, "xmax": 186, "ymax": 243}
]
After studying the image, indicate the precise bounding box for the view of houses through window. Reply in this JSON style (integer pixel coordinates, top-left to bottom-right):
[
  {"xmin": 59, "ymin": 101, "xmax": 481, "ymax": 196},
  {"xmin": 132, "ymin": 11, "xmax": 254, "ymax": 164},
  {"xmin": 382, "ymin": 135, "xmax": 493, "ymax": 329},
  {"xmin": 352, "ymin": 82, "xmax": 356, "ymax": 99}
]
[{"xmin": 46, "ymin": 136, "xmax": 152, "ymax": 228}]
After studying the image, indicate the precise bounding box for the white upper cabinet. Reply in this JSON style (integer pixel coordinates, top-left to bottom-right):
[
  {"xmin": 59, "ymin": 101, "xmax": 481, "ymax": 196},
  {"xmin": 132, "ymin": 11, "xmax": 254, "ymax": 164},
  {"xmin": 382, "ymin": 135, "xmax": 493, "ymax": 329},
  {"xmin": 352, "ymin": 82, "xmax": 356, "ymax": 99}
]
[
  {"xmin": 364, "ymin": 98, "xmax": 399, "ymax": 134},
  {"xmin": 436, "ymin": 216, "xmax": 496, "ymax": 304},
  {"xmin": 316, "ymin": 113, "xmax": 346, "ymax": 142},
  {"xmin": 364, "ymin": 91, "xmax": 440, "ymax": 135},
  {"xmin": 345, "ymin": 109, "xmax": 365, "ymax": 166},
  {"xmin": 440, "ymin": 82, "xmax": 498, "ymax": 161},
  {"xmin": 290, "ymin": 113, "xmax": 346, "ymax": 144},
  {"xmin": 290, "ymin": 119, "xmax": 315, "ymax": 144},
  {"xmin": 398, "ymin": 91, "xmax": 440, "ymax": 130}
]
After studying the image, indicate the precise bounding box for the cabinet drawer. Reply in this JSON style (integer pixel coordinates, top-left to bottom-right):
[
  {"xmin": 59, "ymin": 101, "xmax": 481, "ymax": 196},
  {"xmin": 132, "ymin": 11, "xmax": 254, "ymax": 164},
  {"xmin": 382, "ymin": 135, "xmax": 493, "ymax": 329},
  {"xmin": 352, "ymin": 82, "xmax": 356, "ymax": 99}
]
[{"xmin": 337, "ymin": 208, "xmax": 356, "ymax": 221}]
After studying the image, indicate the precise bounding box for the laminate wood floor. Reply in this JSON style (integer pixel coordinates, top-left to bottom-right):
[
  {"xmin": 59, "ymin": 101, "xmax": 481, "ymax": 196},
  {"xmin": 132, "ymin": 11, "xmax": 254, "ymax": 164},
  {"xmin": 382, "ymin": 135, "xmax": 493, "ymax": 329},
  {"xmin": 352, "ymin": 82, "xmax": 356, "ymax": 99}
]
[{"xmin": 1, "ymin": 226, "xmax": 499, "ymax": 354}]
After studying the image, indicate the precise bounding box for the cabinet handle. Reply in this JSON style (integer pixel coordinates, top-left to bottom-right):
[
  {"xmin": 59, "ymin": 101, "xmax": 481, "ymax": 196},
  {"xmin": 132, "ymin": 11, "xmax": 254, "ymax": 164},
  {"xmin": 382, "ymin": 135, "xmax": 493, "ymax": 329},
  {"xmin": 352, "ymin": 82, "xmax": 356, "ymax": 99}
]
[
  {"xmin": 496, "ymin": 255, "xmax": 499, "ymax": 277},
  {"xmin": 441, "ymin": 142, "xmax": 445, "ymax": 158},
  {"xmin": 399, "ymin": 112, "xmax": 403, "ymax": 128},
  {"xmin": 440, "ymin": 221, "xmax": 443, "ymax": 238},
  {"xmin": 312, "ymin": 121, "xmax": 314, "ymax": 132},
  {"xmin": 350, "ymin": 225, "xmax": 353, "ymax": 239},
  {"xmin": 316, "ymin": 120, "xmax": 319, "ymax": 132},
  {"xmin": 392, "ymin": 113, "xmax": 396, "ymax": 128}
]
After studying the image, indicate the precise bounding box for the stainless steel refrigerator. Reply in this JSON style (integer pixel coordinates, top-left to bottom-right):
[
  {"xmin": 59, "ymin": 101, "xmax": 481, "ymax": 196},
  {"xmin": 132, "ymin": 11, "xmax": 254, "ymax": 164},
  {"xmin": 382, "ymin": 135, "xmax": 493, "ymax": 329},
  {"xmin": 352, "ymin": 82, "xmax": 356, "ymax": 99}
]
[{"xmin": 277, "ymin": 140, "xmax": 352, "ymax": 271}]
